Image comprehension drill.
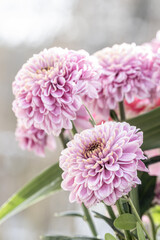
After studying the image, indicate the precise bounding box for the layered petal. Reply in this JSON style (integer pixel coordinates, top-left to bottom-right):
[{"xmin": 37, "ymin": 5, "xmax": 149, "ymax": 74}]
[{"xmin": 60, "ymin": 121, "xmax": 147, "ymax": 207}]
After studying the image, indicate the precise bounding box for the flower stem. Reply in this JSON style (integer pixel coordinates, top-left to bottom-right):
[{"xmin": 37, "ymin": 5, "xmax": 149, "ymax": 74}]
[
  {"xmin": 59, "ymin": 130, "xmax": 69, "ymax": 148},
  {"xmin": 119, "ymin": 101, "xmax": 126, "ymax": 121},
  {"xmin": 82, "ymin": 203, "xmax": 98, "ymax": 237},
  {"xmin": 83, "ymin": 104, "xmax": 96, "ymax": 126},
  {"xmin": 104, "ymin": 205, "xmax": 126, "ymax": 239},
  {"xmin": 147, "ymin": 211, "xmax": 156, "ymax": 240},
  {"xmin": 70, "ymin": 122, "xmax": 97, "ymax": 237},
  {"xmin": 116, "ymin": 199, "xmax": 132, "ymax": 240},
  {"xmin": 71, "ymin": 121, "xmax": 78, "ymax": 135},
  {"xmin": 125, "ymin": 196, "xmax": 152, "ymax": 240},
  {"xmin": 130, "ymin": 187, "xmax": 140, "ymax": 216},
  {"xmin": 105, "ymin": 205, "xmax": 116, "ymax": 220}
]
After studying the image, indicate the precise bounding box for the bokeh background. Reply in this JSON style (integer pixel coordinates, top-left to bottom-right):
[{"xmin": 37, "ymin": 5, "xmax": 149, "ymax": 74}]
[{"xmin": 0, "ymin": 0, "xmax": 160, "ymax": 239}]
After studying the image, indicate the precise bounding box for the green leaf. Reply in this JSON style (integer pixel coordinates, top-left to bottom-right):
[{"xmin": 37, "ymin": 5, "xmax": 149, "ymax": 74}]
[
  {"xmin": 114, "ymin": 213, "xmax": 137, "ymax": 230},
  {"xmin": 136, "ymin": 222, "xmax": 146, "ymax": 240},
  {"xmin": 0, "ymin": 162, "xmax": 62, "ymax": 224},
  {"xmin": 93, "ymin": 211, "xmax": 113, "ymax": 226},
  {"xmin": 138, "ymin": 172, "xmax": 156, "ymax": 216},
  {"xmin": 105, "ymin": 233, "xmax": 116, "ymax": 240},
  {"xmin": 41, "ymin": 236, "xmax": 101, "ymax": 240},
  {"xmin": 54, "ymin": 211, "xmax": 84, "ymax": 218},
  {"xmin": 127, "ymin": 107, "xmax": 160, "ymax": 150},
  {"xmin": 144, "ymin": 155, "xmax": 160, "ymax": 167},
  {"xmin": 93, "ymin": 211, "xmax": 124, "ymax": 238}
]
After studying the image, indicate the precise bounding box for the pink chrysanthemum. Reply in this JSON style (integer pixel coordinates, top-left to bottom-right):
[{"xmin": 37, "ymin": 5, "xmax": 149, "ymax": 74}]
[
  {"xmin": 124, "ymin": 97, "xmax": 160, "ymax": 118},
  {"xmin": 73, "ymin": 105, "xmax": 92, "ymax": 130},
  {"xmin": 144, "ymin": 31, "xmax": 160, "ymax": 53},
  {"xmin": 125, "ymin": 98, "xmax": 151, "ymax": 116},
  {"xmin": 12, "ymin": 48, "xmax": 101, "ymax": 136},
  {"xmin": 92, "ymin": 43, "xmax": 157, "ymax": 117},
  {"xmin": 60, "ymin": 121, "xmax": 148, "ymax": 207},
  {"xmin": 16, "ymin": 121, "xmax": 56, "ymax": 157},
  {"xmin": 144, "ymin": 33, "xmax": 160, "ymax": 88}
]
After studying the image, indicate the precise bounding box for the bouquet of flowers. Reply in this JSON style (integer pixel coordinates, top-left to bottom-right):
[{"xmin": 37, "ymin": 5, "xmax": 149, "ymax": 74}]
[{"xmin": 1, "ymin": 32, "xmax": 160, "ymax": 240}]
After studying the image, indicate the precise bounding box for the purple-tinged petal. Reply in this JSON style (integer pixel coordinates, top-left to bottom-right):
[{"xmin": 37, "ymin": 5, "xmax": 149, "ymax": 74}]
[{"xmin": 137, "ymin": 160, "xmax": 149, "ymax": 172}]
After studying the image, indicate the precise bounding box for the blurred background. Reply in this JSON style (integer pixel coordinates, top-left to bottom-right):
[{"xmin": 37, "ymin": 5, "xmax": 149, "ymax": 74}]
[{"xmin": 0, "ymin": 0, "xmax": 160, "ymax": 239}]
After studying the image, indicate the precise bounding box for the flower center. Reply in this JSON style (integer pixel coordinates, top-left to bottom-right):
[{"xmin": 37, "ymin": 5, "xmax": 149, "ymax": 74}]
[
  {"xmin": 83, "ymin": 141, "xmax": 102, "ymax": 158},
  {"xmin": 88, "ymin": 142, "xmax": 100, "ymax": 151},
  {"xmin": 41, "ymin": 67, "xmax": 51, "ymax": 71},
  {"xmin": 36, "ymin": 66, "xmax": 52, "ymax": 74}
]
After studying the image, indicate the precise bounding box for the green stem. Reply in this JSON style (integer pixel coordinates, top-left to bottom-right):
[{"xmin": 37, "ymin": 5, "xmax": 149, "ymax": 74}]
[
  {"xmin": 71, "ymin": 121, "xmax": 78, "ymax": 135},
  {"xmin": 116, "ymin": 199, "xmax": 123, "ymax": 215},
  {"xmin": 110, "ymin": 110, "xmax": 119, "ymax": 121},
  {"xmin": 70, "ymin": 123, "xmax": 97, "ymax": 237},
  {"xmin": 147, "ymin": 212, "xmax": 156, "ymax": 240},
  {"xmin": 105, "ymin": 205, "xmax": 116, "ymax": 221},
  {"xmin": 83, "ymin": 104, "xmax": 96, "ymax": 126},
  {"xmin": 119, "ymin": 101, "xmax": 126, "ymax": 121},
  {"xmin": 105, "ymin": 204, "xmax": 125, "ymax": 239},
  {"xmin": 130, "ymin": 187, "xmax": 140, "ymax": 216},
  {"xmin": 125, "ymin": 196, "xmax": 152, "ymax": 240},
  {"xmin": 116, "ymin": 199, "xmax": 132, "ymax": 240},
  {"xmin": 82, "ymin": 203, "xmax": 98, "ymax": 237},
  {"xmin": 59, "ymin": 130, "xmax": 69, "ymax": 148}
]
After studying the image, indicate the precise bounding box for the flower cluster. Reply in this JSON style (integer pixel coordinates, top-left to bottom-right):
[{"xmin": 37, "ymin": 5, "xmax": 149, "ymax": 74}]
[
  {"xmin": 13, "ymin": 47, "xmax": 101, "ymax": 136},
  {"xmin": 60, "ymin": 122, "xmax": 147, "ymax": 207},
  {"xmin": 91, "ymin": 43, "xmax": 158, "ymax": 118},
  {"xmin": 10, "ymin": 31, "xmax": 160, "ymax": 240},
  {"xmin": 16, "ymin": 121, "xmax": 56, "ymax": 157},
  {"xmin": 12, "ymin": 42, "xmax": 157, "ymax": 205}
]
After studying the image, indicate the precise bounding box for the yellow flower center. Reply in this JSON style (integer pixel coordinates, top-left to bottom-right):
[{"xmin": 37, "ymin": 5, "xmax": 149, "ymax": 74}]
[{"xmin": 83, "ymin": 141, "xmax": 102, "ymax": 158}]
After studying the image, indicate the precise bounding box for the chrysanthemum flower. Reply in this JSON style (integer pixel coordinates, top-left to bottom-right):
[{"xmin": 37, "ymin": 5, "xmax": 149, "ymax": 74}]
[
  {"xmin": 124, "ymin": 97, "xmax": 160, "ymax": 118},
  {"xmin": 60, "ymin": 121, "xmax": 148, "ymax": 207},
  {"xmin": 16, "ymin": 121, "xmax": 56, "ymax": 157},
  {"xmin": 92, "ymin": 43, "xmax": 157, "ymax": 117},
  {"xmin": 12, "ymin": 48, "xmax": 101, "ymax": 136},
  {"xmin": 73, "ymin": 105, "xmax": 92, "ymax": 130},
  {"xmin": 144, "ymin": 31, "xmax": 160, "ymax": 53},
  {"xmin": 125, "ymin": 98, "xmax": 151, "ymax": 116},
  {"xmin": 143, "ymin": 32, "xmax": 160, "ymax": 88}
]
